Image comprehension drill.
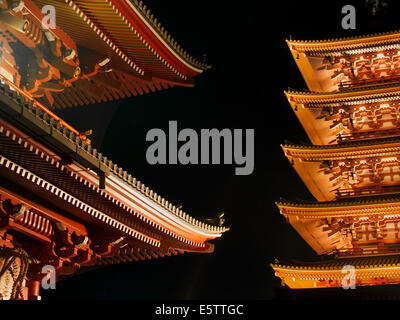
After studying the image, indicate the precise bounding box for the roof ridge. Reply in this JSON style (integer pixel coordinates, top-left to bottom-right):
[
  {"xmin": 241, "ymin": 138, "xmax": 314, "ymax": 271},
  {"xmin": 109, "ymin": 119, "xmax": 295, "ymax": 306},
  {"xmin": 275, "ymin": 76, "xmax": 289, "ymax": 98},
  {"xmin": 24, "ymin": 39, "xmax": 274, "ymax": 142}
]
[
  {"xmin": 277, "ymin": 193, "xmax": 400, "ymax": 208},
  {"xmin": 282, "ymin": 135, "xmax": 400, "ymax": 150},
  {"xmin": 285, "ymin": 82, "xmax": 400, "ymax": 96},
  {"xmin": 273, "ymin": 254, "xmax": 400, "ymax": 269}
]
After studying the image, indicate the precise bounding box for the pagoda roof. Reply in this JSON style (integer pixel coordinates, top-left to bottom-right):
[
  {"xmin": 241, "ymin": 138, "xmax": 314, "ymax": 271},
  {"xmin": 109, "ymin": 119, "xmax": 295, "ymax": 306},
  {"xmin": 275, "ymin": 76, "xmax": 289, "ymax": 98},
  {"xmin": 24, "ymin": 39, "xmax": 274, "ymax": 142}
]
[
  {"xmin": 32, "ymin": 0, "xmax": 208, "ymax": 77},
  {"xmin": 286, "ymin": 30, "xmax": 400, "ymax": 92},
  {"xmin": 271, "ymin": 254, "xmax": 400, "ymax": 288},
  {"xmin": 0, "ymin": 83, "xmax": 228, "ymax": 253},
  {"xmin": 281, "ymin": 137, "xmax": 400, "ymax": 202},
  {"xmin": 278, "ymin": 193, "xmax": 400, "ymax": 208},
  {"xmin": 276, "ymin": 194, "xmax": 400, "ymax": 219},
  {"xmin": 284, "ymin": 84, "xmax": 400, "ymax": 145},
  {"xmin": 282, "ymin": 136, "xmax": 400, "ymax": 160},
  {"xmin": 273, "ymin": 254, "xmax": 400, "ymax": 270},
  {"xmin": 285, "ymin": 82, "xmax": 400, "ymax": 104},
  {"xmin": 275, "ymin": 193, "xmax": 400, "ymax": 255},
  {"xmin": 287, "ymin": 30, "xmax": 400, "ymax": 55},
  {"xmin": 13, "ymin": 0, "xmax": 210, "ymax": 108}
]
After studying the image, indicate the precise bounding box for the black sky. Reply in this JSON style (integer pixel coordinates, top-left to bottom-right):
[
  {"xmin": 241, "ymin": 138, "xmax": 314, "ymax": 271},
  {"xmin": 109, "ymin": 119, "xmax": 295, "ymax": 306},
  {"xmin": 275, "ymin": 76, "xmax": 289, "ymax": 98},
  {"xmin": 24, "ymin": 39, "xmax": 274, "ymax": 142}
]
[{"xmin": 42, "ymin": 0, "xmax": 400, "ymax": 300}]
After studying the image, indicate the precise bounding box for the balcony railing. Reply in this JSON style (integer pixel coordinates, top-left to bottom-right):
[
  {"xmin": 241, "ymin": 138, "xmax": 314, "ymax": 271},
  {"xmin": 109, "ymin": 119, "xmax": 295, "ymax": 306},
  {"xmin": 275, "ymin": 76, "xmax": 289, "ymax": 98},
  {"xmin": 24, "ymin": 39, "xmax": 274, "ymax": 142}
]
[
  {"xmin": 338, "ymin": 75, "xmax": 400, "ymax": 90},
  {"xmin": 337, "ymin": 128, "xmax": 400, "ymax": 143},
  {"xmin": 336, "ymin": 185, "xmax": 400, "ymax": 198},
  {"xmin": 2, "ymin": 81, "xmax": 90, "ymax": 143},
  {"xmin": 334, "ymin": 246, "xmax": 400, "ymax": 258}
]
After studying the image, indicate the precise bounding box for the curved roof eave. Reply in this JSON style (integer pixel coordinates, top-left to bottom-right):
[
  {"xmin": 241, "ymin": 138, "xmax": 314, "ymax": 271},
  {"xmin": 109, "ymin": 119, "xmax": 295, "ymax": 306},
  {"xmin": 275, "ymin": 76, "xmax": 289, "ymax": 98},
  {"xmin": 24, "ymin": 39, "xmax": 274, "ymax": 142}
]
[
  {"xmin": 286, "ymin": 30, "xmax": 400, "ymax": 53},
  {"xmin": 113, "ymin": 0, "xmax": 210, "ymax": 74}
]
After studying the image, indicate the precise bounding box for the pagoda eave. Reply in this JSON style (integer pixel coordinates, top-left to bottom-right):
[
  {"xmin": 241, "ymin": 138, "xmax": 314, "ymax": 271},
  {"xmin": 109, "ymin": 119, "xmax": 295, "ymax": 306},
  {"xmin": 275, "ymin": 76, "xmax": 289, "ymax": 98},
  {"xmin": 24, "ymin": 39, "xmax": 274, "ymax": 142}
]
[
  {"xmin": 0, "ymin": 0, "xmax": 208, "ymax": 110},
  {"xmin": 282, "ymin": 137, "xmax": 400, "ymax": 161},
  {"xmin": 271, "ymin": 254, "xmax": 400, "ymax": 289},
  {"xmin": 0, "ymin": 83, "xmax": 227, "ymax": 251},
  {"xmin": 285, "ymin": 83, "xmax": 400, "ymax": 104},
  {"xmin": 285, "ymin": 84, "xmax": 400, "ymax": 145},
  {"xmin": 282, "ymin": 138, "xmax": 400, "ymax": 201},
  {"xmin": 277, "ymin": 195, "xmax": 400, "ymax": 219},
  {"xmin": 277, "ymin": 28, "xmax": 400, "ymax": 293},
  {"xmin": 287, "ymin": 31, "xmax": 400, "ymax": 92},
  {"xmin": 287, "ymin": 30, "xmax": 400, "ymax": 55},
  {"xmin": 31, "ymin": 0, "xmax": 207, "ymax": 80}
]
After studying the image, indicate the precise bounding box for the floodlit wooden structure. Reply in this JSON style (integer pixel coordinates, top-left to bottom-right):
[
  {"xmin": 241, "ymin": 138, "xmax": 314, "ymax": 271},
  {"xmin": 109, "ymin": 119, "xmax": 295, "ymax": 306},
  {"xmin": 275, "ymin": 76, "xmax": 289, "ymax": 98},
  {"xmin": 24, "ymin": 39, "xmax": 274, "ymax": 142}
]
[
  {"xmin": 272, "ymin": 31, "xmax": 400, "ymax": 289},
  {"xmin": 0, "ymin": 0, "xmax": 227, "ymax": 300},
  {"xmin": 0, "ymin": 0, "xmax": 208, "ymax": 108}
]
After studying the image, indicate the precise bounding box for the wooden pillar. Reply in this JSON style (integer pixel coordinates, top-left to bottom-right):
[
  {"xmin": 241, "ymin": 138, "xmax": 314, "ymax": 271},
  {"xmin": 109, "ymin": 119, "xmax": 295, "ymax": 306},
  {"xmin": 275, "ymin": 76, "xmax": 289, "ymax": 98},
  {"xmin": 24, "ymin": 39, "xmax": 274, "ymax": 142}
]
[{"xmin": 27, "ymin": 279, "xmax": 41, "ymax": 300}]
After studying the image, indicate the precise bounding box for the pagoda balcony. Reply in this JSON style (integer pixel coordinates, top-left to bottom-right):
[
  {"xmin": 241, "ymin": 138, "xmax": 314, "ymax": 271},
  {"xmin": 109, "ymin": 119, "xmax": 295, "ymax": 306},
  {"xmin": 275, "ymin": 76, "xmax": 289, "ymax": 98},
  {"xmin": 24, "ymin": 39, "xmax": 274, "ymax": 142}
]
[
  {"xmin": 0, "ymin": 0, "xmax": 209, "ymax": 110},
  {"xmin": 277, "ymin": 195, "xmax": 400, "ymax": 257},
  {"xmin": 338, "ymin": 75, "xmax": 400, "ymax": 91},
  {"xmin": 282, "ymin": 138, "xmax": 400, "ymax": 202},
  {"xmin": 285, "ymin": 84, "xmax": 400, "ymax": 145},
  {"xmin": 335, "ymin": 185, "xmax": 400, "ymax": 199},
  {"xmin": 271, "ymin": 254, "xmax": 400, "ymax": 289},
  {"xmin": 287, "ymin": 31, "xmax": 400, "ymax": 92},
  {"xmin": 0, "ymin": 0, "xmax": 223, "ymax": 300},
  {"xmin": 276, "ymin": 30, "xmax": 400, "ymax": 291},
  {"xmin": 334, "ymin": 246, "xmax": 400, "ymax": 258},
  {"xmin": 337, "ymin": 128, "xmax": 400, "ymax": 143}
]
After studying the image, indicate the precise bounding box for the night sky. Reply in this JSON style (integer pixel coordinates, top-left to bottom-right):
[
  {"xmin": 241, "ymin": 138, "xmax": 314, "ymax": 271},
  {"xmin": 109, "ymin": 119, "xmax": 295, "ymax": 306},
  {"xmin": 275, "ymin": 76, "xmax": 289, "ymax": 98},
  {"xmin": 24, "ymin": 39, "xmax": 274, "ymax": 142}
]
[{"xmin": 41, "ymin": 0, "xmax": 400, "ymax": 300}]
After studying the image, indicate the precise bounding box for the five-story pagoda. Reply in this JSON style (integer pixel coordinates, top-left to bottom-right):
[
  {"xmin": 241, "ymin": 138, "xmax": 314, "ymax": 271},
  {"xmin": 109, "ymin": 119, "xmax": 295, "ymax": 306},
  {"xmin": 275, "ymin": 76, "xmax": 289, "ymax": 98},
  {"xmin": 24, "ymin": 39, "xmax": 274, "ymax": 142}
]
[{"xmin": 272, "ymin": 31, "xmax": 400, "ymax": 289}]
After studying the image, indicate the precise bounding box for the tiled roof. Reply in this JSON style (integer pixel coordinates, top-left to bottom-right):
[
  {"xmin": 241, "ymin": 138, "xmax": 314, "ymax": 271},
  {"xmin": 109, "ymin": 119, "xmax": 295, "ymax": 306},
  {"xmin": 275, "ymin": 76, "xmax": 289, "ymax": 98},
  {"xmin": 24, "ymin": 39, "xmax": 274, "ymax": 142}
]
[
  {"xmin": 287, "ymin": 30, "xmax": 400, "ymax": 54},
  {"xmin": 285, "ymin": 83, "xmax": 400, "ymax": 104},
  {"xmin": 277, "ymin": 193, "xmax": 400, "ymax": 208},
  {"xmin": 127, "ymin": 0, "xmax": 209, "ymax": 70},
  {"xmin": 273, "ymin": 254, "xmax": 400, "ymax": 270},
  {"xmin": 283, "ymin": 135, "xmax": 400, "ymax": 150},
  {"xmin": 0, "ymin": 83, "xmax": 229, "ymax": 235}
]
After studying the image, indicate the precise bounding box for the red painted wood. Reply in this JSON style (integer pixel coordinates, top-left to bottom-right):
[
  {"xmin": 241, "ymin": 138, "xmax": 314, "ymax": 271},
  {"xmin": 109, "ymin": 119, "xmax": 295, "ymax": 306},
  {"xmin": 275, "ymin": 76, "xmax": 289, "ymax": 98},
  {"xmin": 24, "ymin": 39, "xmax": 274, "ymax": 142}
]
[{"xmin": 109, "ymin": 0, "xmax": 201, "ymax": 79}]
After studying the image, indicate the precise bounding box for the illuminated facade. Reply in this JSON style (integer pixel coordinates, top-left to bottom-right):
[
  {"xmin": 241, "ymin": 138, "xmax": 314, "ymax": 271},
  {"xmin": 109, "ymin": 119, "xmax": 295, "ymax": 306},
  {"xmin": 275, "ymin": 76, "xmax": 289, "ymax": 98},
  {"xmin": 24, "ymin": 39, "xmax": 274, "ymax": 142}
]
[
  {"xmin": 0, "ymin": 0, "xmax": 227, "ymax": 300},
  {"xmin": 272, "ymin": 31, "xmax": 400, "ymax": 289}
]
